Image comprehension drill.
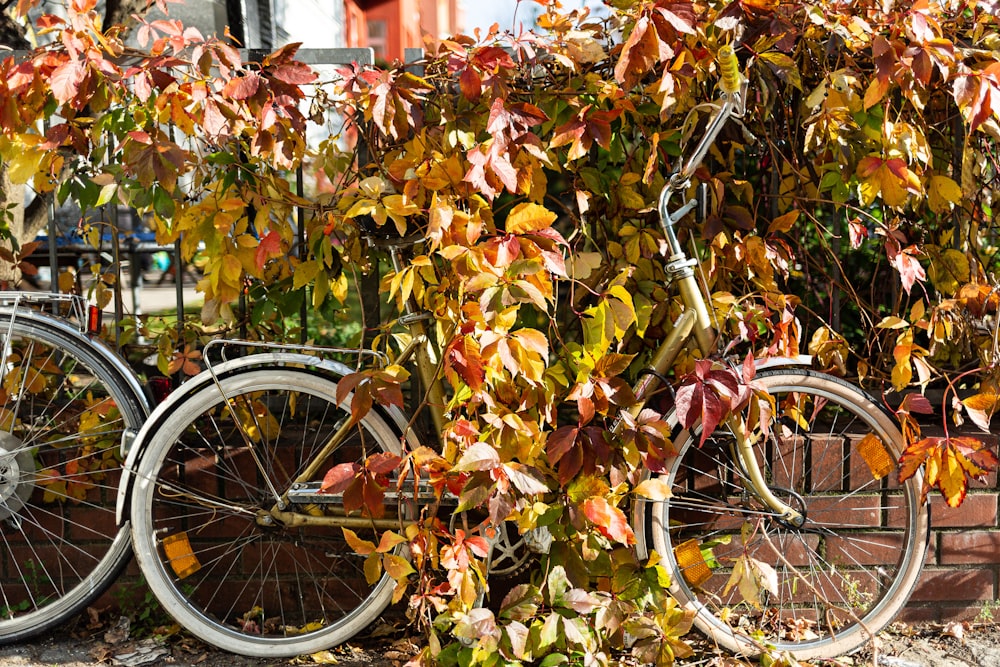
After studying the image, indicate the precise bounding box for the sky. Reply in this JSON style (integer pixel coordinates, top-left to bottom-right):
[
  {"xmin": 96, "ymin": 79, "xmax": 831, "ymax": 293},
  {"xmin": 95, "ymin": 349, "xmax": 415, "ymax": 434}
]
[
  {"xmin": 460, "ymin": 0, "xmax": 605, "ymax": 35},
  {"xmin": 460, "ymin": 0, "xmax": 532, "ymax": 34}
]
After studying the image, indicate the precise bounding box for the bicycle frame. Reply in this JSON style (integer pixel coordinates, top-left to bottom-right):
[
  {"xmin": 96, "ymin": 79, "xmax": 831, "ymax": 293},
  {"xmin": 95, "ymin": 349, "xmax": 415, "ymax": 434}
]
[{"xmin": 119, "ymin": 62, "xmax": 810, "ymax": 532}]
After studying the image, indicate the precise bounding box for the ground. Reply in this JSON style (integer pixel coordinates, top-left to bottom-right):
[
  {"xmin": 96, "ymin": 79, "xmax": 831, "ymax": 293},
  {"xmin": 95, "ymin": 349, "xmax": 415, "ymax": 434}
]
[{"xmin": 2, "ymin": 617, "xmax": 1000, "ymax": 666}]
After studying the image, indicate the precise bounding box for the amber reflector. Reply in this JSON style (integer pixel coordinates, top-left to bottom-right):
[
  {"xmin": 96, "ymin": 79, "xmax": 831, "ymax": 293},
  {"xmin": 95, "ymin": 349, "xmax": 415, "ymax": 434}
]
[
  {"xmin": 674, "ymin": 538, "xmax": 712, "ymax": 588},
  {"xmin": 857, "ymin": 433, "xmax": 894, "ymax": 480},
  {"xmin": 162, "ymin": 532, "xmax": 202, "ymax": 579}
]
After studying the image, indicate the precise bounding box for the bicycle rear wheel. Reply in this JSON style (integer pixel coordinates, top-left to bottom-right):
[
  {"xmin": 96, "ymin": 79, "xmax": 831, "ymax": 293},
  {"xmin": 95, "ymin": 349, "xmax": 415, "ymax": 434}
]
[
  {"xmin": 647, "ymin": 369, "xmax": 928, "ymax": 660},
  {"xmin": 0, "ymin": 310, "xmax": 147, "ymax": 642},
  {"xmin": 129, "ymin": 368, "xmax": 405, "ymax": 658}
]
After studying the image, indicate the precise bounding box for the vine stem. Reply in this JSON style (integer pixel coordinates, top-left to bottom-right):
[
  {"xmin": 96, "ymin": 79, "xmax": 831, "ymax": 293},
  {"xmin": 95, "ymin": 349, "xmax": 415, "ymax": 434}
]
[{"xmin": 936, "ymin": 366, "xmax": 987, "ymax": 440}]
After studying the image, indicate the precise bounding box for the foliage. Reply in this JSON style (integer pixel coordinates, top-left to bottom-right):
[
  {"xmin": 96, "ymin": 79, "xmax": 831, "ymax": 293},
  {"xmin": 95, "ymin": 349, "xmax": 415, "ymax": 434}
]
[{"xmin": 6, "ymin": 0, "xmax": 1000, "ymax": 661}]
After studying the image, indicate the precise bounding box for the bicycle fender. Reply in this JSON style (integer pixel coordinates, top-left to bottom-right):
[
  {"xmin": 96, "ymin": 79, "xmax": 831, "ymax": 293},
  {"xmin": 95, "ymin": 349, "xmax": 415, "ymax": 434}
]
[
  {"xmin": 115, "ymin": 352, "xmax": 421, "ymax": 526},
  {"xmin": 754, "ymin": 354, "xmax": 812, "ymax": 371}
]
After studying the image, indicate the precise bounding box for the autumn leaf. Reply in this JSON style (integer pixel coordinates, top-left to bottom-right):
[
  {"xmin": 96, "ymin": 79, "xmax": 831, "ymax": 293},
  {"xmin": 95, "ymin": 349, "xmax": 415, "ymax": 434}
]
[
  {"xmin": 899, "ymin": 435, "xmax": 998, "ymax": 507},
  {"xmin": 254, "ymin": 230, "xmax": 282, "ymax": 271},
  {"xmin": 962, "ymin": 392, "xmax": 998, "ymax": 432},
  {"xmin": 505, "ymin": 202, "xmax": 557, "ymax": 234},
  {"xmin": 927, "ymin": 174, "xmax": 963, "ymax": 214},
  {"xmin": 581, "ymin": 496, "xmax": 635, "ymax": 546},
  {"xmin": 857, "ymin": 156, "xmax": 923, "ymax": 208},
  {"xmin": 723, "ymin": 553, "xmax": 778, "ymax": 609},
  {"xmin": 675, "ymin": 360, "xmax": 742, "ymax": 445},
  {"xmin": 614, "ymin": 15, "xmax": 660, "ymax": 90}
]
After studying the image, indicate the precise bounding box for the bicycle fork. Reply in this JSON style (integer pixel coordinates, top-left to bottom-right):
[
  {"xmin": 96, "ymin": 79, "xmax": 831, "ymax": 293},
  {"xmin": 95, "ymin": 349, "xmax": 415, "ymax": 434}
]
[{"xmin": 620, "ymin": 274, "xmax": 804, "ymax": 528}]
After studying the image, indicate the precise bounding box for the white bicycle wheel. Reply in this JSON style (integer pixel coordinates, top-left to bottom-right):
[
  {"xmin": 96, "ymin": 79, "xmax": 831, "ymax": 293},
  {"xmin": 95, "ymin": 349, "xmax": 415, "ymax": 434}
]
[
  {"xmin": 646, "ymin": 369, "xmax": 928, "ymax": 660},
  {"xmin": 0, "ymin": 310, "xmax": 147, "ymax": 642},
  {"xmin": 130, "ymin": 368, "xmax": 404, "ymax": 658}
]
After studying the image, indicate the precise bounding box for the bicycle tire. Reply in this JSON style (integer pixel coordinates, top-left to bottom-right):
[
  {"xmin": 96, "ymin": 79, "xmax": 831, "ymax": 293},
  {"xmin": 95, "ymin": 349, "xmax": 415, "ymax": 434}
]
[
  {"xmin": 129, "ymin": 368, "xmax": 404, "ymax": 658},
  {"xmin": 646, "ymin": 369, "xmax": 928, "ymax": 660},
  {"xmin": 0, "ymin": 309, "xmax": 147, "ymax": 642}
]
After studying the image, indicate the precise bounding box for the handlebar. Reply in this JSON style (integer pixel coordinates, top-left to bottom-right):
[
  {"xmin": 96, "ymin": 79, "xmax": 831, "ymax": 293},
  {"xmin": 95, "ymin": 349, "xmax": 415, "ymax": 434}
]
[{"xmin": 658, "ymin": 46, "xmax": 746, "ymax": 256}]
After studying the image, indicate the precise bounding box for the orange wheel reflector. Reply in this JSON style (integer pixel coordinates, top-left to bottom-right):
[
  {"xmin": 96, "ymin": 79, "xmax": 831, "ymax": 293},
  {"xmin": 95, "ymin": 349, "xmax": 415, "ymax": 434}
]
[
  {"xmin": 857, "ymin": 433, "xmax": 894, "ymax": 480},
  {"xmin": 675, "ymin": 538, "xmax": 712, "ymax": 588},
  {"xmin": 162, "ymin": 532, "xmax": 202, "ymax": 579}
]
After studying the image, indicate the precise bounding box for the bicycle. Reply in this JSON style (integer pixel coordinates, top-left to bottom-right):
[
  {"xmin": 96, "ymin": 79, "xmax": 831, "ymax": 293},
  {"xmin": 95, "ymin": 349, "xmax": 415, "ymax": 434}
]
[
  {"xmin": 0, "ymin": 291, "xmax": 149, "ymax": 641},
  {"xmin": 119, "ymin": 49, "xmax": 929, "ymax": 661}
]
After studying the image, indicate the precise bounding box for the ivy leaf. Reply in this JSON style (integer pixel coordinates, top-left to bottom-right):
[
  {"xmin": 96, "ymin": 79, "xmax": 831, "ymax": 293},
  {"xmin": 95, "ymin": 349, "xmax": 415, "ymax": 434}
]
[
  {"xmin": 962, "ymin": 392, "xmax": 998, "ymax": 432},
  {"xmin": 614, "ymin": 15, "xmax": 660, "ymax": 90},
  {"xmin": 724, "ymin": 554, "xmax": 778, "ymax": 609},
  {"xmin": 506, "ymin": 202, "xmax": 557, "ymax": 234},
  {"xmin": 254, "ymin": 230, "xmax": 282, "ymax": 271},
  {"xmin": 319, "ymin": 462, "xmax": 360, "ymax": 494},
  {"xmin": 899, "ymin": 435, "xmax": 999, "ymax": 507},
  {"xmin": 455, "ymin": 442, "xmax": 501, "ymax": 472},
  {"xmin": 675, "ymin": 360, "xmax": 741, "ymax": 445},
  {"xmin": 927, "ymin": 174, "xmax": 963, "ymax": 213},
  {"xmin": 582, "ymin": 496, "xmax": 635, "ymax": 545},
  {"xmin": 50, "ymin": 57, "xmax": 88, "ymax": 106},
  {"xmin": 444, "ymin": 333, "xmax": 485, "ymax": 392}
]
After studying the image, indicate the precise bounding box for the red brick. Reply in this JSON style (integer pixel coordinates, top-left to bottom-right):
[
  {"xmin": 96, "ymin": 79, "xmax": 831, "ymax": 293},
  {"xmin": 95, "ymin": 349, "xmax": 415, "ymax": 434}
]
[
  {"xmin": 886, "ymin": 493, "xmax": 994, "ymax": 529},
  {"xmin": 825, "ymin": 531, "xmax": 909, "ymax": 566},
  {"xmin": 939, "ymin": 531, "xmax": 1000, "ymax": 564},
  {"xmin": 809, "ymin": 434, "xmax": 847, "ymax": 492},
  {"xmin": 808, "ymin": 495, "xmax": 884, "ymax": 528},
  {"xmin": 908, "ymin": 568, "xmax": 994, "ymax": 602},
  {"xmin": 897, "ymin": 605, "xmax": 944, "ymax": 623},
  {"xmin": 928, "ymin": 494, "xmax": 998, "ymax": 528}
]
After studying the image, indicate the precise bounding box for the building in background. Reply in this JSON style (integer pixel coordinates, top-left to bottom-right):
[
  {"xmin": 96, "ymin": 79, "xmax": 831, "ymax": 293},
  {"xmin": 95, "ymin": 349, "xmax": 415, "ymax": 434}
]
[
  {"xmin": 344, "ymin": 0, "xmax": 462, "ymax": 63},
  {"xmin": 169, "ymin": 0, "xmax": 462, "ymax": 63}
]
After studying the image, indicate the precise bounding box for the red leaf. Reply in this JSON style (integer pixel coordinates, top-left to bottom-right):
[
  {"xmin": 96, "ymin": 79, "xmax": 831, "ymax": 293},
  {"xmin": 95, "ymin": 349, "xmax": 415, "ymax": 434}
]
[
  {"xmin": 366, "ymin": 452, "xmax": 401, "ymax": 476},
  {"xmin": 254, "ymin": 230, "xmax": 282, "ymax": 271},
  {"xmin": 614, "ymin": 15, "xmax": 660, "ymax": 90},
  {"xmin": 320, "ymin": 462, "xmax": 360, "ymax": 494},
  {"xmin": 459, "ymin": 66, "xmax": 482, "ymax": 102},
  {"xmin": 546, "ymin": 426, "xmax": 579, "ymax": 465},
  {"xmin": 675, "ymin": 360, "xmax": 741, "ymax": 445},
  {"xmin": 223, "ymin": 72, "xmax": 261, "ymax": 100},
  {"xmin": 269, "ymin": 62, "xmax": 317, "ymax": 85},
  {"xmin": 582, "ymin": 497, "xmax": 635, "ymax": 546},
  {"xmin": 50, "ymin": 58, "xmax": 87, "ymax": 105},
  {"xmin": 444, "ymin": 334, "xmax": 485, "ymax": 392}
]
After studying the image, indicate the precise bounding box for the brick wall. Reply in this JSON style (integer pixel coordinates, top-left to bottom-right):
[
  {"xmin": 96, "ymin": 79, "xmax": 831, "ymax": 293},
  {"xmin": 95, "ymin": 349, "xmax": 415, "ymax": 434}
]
[{"xmin": 900, "ymin": 431, "xmax": 1000, "ymax": 623}]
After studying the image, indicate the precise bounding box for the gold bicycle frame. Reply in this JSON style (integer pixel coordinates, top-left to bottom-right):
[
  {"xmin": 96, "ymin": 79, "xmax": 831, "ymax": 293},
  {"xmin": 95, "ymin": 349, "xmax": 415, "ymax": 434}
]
[{"xmin": 258, "ymin": 74, "xmax": 804, "ymax": 531}]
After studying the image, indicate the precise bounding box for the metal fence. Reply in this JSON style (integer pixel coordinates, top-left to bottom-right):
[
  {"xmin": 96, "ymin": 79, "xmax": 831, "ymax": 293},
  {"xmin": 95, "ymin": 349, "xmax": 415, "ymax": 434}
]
[{"xmin": 15, "ymin": 47, "xmax": 378, "ymax": 350}]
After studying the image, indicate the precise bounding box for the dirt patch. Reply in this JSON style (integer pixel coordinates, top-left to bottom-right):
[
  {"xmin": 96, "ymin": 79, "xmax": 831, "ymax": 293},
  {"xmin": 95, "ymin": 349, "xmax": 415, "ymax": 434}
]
[
  {"xmin": 4, "ymin": 617, "xmax": 1000, "ymax": 666},
  {"xmin": 0, "ymin": 614, "xmax": 415, "ymax": 667},
  {"xmin": 840, "ymin": 622, "xmax": 1000, "ymax": 667}
]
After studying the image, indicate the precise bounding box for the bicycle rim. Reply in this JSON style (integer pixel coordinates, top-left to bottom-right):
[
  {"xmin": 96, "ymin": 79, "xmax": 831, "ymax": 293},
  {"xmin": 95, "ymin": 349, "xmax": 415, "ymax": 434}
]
[
  {"xmin": 0, "ymin": 312, "xmax": 146, "ymax": 642},
  {"xmin": 650, "ymin": 369, "xmax": 928, "ymax": 660},
  {"xmin": 130, "ymin": 369, "xmax": 404, "ymax": 658}
]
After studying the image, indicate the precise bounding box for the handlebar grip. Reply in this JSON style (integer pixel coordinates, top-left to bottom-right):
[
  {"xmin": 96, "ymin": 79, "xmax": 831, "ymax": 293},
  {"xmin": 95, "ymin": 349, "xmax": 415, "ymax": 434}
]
[{"xmin": 718, "ymin": 45, "xmax": 741, "ymax": 94}]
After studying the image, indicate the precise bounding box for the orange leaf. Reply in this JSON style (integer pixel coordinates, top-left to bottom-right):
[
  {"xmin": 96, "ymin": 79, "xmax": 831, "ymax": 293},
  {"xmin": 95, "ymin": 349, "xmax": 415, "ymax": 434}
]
[
  {"xmin": 582, "ymin": 496, "xmax": 635, "ymax": 546},
  {"xmin": 614, "ymin": 15, "xmax": 660, "ymax": 90}
]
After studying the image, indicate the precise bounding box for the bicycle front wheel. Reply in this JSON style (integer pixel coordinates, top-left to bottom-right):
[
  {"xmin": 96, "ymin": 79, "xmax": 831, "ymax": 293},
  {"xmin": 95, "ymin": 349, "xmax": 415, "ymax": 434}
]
[
  {"xmin": 649, "ymin": 369, "xmax": 928, "ymax": 660},
  {"xmin": 129, "ymin": 368, "xmax": 405, "ymax": 658},
  {"xmin": 0, "ymin": 310, "xmax": 147, "ymax": 642}
]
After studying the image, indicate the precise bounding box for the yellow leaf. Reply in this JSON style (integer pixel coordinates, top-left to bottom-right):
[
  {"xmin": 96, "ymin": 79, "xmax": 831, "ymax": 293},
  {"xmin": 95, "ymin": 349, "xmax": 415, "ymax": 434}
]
[
  {"xmin": 927, "ymin": 249, "xmax": 969, "ymax": 296},
  {"xmin": 506, "ymin": 202, "xmax": 557, "ymax": 234},
  {"xmin": 293, "ymin": 259, "xmax": 322, "ymax": 289},
  {"xmin": 363, "ymin": 553, "xmax": 382, "ymax": 584},
  {"xmin": 766, "ymin": 210, "xmax": 799, "ymax": 234},
  {"xmin": 927, "ymin": 175, "xmax": 962, "ymax": 214},
  {"xmin": 5, "ymin": 135, "xmax": 45, "ymax": 183},
  {"xmin": 382, "ymin": 553, "xmax": 415, "ymax": 580},
  {"xmin": 634, "ymin": 478, "xmax": 672, "ymax": 500}
]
